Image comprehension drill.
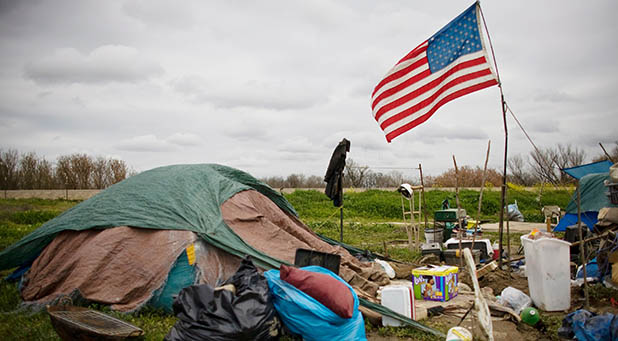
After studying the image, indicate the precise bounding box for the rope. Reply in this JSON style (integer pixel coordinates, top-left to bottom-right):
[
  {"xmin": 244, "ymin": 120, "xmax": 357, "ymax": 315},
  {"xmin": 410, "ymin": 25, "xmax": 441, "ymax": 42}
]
[
  {"xmin": 505, "ymin": 103, "xmax": 560, "ymax": 187},
  {"xmin": 311, "ymin": 206, "xmax": 344, "ymax": 230}
]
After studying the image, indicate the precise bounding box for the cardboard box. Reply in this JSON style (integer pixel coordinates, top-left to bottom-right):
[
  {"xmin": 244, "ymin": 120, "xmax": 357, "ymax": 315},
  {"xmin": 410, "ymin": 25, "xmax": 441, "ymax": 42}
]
[{"xmin": 412, "ymin": 265, "xmax": 458, "ymax": 302}]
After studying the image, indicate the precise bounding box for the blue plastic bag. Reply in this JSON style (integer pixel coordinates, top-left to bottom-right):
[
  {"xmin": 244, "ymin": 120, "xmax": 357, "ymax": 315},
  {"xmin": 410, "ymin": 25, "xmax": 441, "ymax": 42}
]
[{"xmin": 265, "ymin": 266, "xmax": 367, "ymax": 341}]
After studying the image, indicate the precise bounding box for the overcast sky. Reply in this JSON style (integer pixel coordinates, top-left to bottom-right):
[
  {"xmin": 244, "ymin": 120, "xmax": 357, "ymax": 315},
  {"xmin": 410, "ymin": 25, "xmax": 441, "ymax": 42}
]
[{"xmin": 1, "ymin": 0, "xmax": 616, "ymax": 179}]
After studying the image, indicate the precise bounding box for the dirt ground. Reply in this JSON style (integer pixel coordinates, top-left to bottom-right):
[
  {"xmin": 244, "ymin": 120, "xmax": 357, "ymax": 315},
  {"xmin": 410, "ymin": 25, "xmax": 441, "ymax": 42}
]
[{"xmin": 367, "ymin": 267, "xmax": 618, "ymax": 340}]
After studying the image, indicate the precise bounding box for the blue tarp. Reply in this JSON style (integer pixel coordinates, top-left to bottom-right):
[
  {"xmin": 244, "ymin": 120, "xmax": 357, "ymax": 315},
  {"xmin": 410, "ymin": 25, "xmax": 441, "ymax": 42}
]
[
  {"xmin": 562, "ymin": 160, "xmax": 613, "ymax": 180},
  {"xmin": 553, "ymin": 212, "xmax": 598, "ymax": 232}
]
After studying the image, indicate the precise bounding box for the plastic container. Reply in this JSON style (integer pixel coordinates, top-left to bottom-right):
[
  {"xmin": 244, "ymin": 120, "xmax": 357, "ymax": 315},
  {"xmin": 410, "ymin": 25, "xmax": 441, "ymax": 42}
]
[
  {"xmin": 520, "ymin": 235, "xmax": 571, "ymax": 311},
  {"xmin": 443, "ymin": 249, "xmax": 480, "ymax": 266},
  {"xmin": 381, "ymin": 285, "xmax": 415, "ymax": 326},
  {"xmin": 294, "ymin": 249, "xmax": 341, "ymax": 275},
  {"xmin": 424, "ymin": 228, "xmax": 443, "ymax": 244}
]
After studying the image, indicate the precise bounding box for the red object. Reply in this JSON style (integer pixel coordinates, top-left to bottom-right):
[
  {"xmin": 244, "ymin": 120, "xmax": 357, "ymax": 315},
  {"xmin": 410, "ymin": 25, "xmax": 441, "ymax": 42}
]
[
  {"xmin": 280, "ymin": 264, "xmax": 354, "ymax": 318},
  {"xmin": 371, "ymin": 3, "xmax": 498, "ymax": 142},
  {"xmin": 492, "ymin": 249, "xmax": 500, "ymax": 260}
]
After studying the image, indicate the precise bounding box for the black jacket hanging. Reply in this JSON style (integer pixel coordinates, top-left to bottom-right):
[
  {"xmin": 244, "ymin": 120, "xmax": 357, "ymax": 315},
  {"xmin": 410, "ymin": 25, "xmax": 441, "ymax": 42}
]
[{"xmin": 324, "ymin": 138, "xmax": 350, "ymax": 207}]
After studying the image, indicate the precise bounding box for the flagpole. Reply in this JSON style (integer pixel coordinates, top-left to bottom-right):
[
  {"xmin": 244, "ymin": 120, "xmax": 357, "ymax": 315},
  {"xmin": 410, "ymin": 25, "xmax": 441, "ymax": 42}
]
[{"xmin": 478, "ymin": 3, "xmax": 509, "ymax": 267}]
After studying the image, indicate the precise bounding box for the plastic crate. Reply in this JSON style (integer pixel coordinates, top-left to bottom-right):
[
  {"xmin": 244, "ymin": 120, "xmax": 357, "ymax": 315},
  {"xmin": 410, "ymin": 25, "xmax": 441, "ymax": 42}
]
[
  {"xmin": 434, "ymin": 209, "xmax": 466, "ymax": 222},
  {"xmin": 294, "ymin": 249, "xmax": 341, "ymax": 275}
]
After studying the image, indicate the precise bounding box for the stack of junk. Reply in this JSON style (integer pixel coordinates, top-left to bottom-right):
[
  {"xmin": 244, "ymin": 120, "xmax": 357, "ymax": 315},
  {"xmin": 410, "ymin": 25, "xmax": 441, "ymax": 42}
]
[{"xmin": 0, "ymin": 164, "xmax": 445, "ymax": 340}]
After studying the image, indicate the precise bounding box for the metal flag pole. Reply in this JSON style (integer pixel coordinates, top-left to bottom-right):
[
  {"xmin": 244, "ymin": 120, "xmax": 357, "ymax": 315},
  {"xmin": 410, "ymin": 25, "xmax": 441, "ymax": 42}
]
[{"xmin": 479, "ymin": 3, "xmax": 508, "ymax": 267}]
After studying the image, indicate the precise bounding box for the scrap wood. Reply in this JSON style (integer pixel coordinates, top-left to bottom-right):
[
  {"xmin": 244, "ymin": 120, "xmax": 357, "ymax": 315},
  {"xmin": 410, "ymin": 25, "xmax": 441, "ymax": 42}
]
[
  {"xmin": 487, "ymin": 302, "xmax": 521, "ymax": 323},
  {"xmin": 477, "ymin": 261, "xmax": 498, "ymax": 278},
  {"xmin": 464, "ymin": 248, "xmax": 494, "ymax": 341}
]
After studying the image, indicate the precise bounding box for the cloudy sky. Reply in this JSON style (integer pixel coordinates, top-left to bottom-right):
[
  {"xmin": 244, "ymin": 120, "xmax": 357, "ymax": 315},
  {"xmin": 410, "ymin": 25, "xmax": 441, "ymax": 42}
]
[{"xmin": 1, "ymin": 0, "xmax": 616, "ymax": 179}]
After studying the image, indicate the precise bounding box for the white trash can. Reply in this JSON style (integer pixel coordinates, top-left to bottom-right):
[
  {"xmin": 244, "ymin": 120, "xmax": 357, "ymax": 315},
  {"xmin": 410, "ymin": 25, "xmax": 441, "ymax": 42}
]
[{"xmin": 520, "ymin": 234, "xmax": 571, "ymax": 311}]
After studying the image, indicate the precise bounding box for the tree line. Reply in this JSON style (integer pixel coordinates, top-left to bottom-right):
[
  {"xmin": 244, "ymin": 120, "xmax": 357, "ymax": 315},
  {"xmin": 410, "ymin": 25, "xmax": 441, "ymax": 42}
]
[
  {"xmin": 260, "ymin": 143, "xmax": 617, "ymax": 189},
  {"xmin": 3, "ymin": 142, "xmax": 615, "ymax": 191},
  {"xmin": 0, "ymin": 149, "xmax": 131, "ymax": 190}
]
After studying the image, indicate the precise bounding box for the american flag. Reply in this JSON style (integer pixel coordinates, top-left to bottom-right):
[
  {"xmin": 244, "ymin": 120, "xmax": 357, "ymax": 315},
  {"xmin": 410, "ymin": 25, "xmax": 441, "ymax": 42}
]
[{"xmin": 372, "ymin": 2, "xmax": 498, "ymax": 142}]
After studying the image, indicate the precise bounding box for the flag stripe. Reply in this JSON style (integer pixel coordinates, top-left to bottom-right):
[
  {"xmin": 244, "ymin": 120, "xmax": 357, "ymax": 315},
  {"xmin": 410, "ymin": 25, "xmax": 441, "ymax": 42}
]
[
  {"xmin": 374, "ymin": 51, "xmax": 489, "ymax": 122},
  {"xmin": 371, "ymin": 42, "xmax": 428, "ymax": 98},
  {"xmin": 381, "ymin": 70, "xmax": 496, "ymax": 132},
  {"xmin": 385, "ymin": 79, "xmax": 498, "ymax": 142}
]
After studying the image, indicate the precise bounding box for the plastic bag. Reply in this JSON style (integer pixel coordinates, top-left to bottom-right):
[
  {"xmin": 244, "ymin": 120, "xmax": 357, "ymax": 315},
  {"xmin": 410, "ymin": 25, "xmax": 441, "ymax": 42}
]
[
  {"xmin": 165, "ymin": 257, "xmax": 281, "ymax": 341},
  {"xmin": 498, "ymin": 287, "xmax": 531, "ymax": 315},
  {"xmin": 558, "ymin": 309, "xmax": 618, "ymax": 341},
  {"xmin": 507, "ymin": 202, "xmax": 524, "ymax": 222},
  {"xmin": 375, "ymin": 260, "xmax": 395, "ymax": 279},
  {"xmin": 265, "ymin": 265, "xmax": 366, "ymax": 341}
]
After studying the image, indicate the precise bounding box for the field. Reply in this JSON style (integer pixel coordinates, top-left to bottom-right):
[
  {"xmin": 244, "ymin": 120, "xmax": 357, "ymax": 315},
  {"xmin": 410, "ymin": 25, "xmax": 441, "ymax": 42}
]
[{"xmin": 0, "ymin": 188, "xmax": 573, "ymax": 340}]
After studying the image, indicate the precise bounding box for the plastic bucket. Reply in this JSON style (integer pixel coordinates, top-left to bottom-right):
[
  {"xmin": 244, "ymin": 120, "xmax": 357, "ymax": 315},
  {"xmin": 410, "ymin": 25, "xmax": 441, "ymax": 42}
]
[
  {"xmin": 520, "ymin": 235, "xmax": 571, "ymax": 311},
  {"xmin": 424, "ymin": 228, "xmax": 444, "ymax": 244}
]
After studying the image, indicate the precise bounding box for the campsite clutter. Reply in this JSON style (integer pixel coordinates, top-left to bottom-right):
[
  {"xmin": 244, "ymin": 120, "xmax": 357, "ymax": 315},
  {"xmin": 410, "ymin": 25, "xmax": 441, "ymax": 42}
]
[{"xmin": 1, "ymin": 3, "xmax": 618, "ymax": 341}]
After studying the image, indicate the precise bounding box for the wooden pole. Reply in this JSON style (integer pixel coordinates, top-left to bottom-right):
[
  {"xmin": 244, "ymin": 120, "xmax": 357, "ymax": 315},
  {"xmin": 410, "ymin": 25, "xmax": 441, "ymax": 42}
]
[
  {"xmin": 339, "ymin": 175, "xmax": 344, "ymax": 242},
  {"xmin": 419, "ymin": 163, "xmax": 429, "ymax": 230},
  {"xmin": 472, "ymin": 140, "xmax": 491, "ymax": 252},
  {"xmin": 453, "ymin": 155, "xmax": 464, "ymax": 268},
  {"xmin": 577, "ymin": 182, "xmax": 590, "ymax": 309},
  {"xmin": 498, "ymin": 94, "xmax": 508, "ymax": 268},
  {"xmin": 599, "ymin": 142, "xmax": 616, "ymax": 163}
]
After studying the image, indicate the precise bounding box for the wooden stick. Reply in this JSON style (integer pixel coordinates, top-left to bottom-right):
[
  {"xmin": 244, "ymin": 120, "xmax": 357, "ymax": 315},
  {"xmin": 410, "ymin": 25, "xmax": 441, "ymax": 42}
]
[
  {"xmin": 419, "ymin": 163, "xmax": 429, "ymax": 230},
  {"xmin": 599, "ymin": 142, "xmax": 616, "ymax": 163},
  {"xmin": 472, "ymin": 140, "xmax": 491, "ymax": 252},
  {"xmin": 577, "ymin": 182, "xmax": 590, "ymax": 309},
  {"xmin": 453, "ymin": 155, "xmax": 464, "ymax": 268}
]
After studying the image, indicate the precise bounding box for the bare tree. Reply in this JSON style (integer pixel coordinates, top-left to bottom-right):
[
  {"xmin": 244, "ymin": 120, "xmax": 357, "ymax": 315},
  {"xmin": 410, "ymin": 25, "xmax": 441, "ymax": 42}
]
[
  {"xmin": 109, "ymin": 159, "xmax": 128, "ymax": 184},
  {"xmin": 529, "ymin": 144, "xmax": 585, "ymax": 184},
  {"xmin": 56, "ymin": 155, "xmax": 77, "ymax": 189},
  {"xmin": 592, "ymin": 141, "xmax": 618, "ymax": 163},
  {"xmin": 70, "ymin": 154, "xmax": 94, "ymax": 189},
  {"xmin": 92, "ymin": 157, "xmax": 110, "ymax": 189},
  {"xmin": 0, "ymin": 149, "xmax": 19, "ymax": 190},
  {"xmin": 36, "ymin": 158, "xmax": 55, "ymax": 189},
  {"xmin": 344, "ymin": 159, "xmax": 370, "ymax": 187},
  {"xmin": 18, "ymin": 152, "xmax": 39, "ymax": 189},
  {"xmin": 508, "ymin": 154, "xmax": 537, "ymax": 186}
]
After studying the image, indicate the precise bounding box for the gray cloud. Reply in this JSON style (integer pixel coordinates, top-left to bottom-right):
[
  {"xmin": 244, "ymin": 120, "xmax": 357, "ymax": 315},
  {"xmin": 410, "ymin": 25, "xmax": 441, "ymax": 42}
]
[
  {"xmin": 171, "ymin": 75, "xmax": 327, "ymax": 111},
  {"xmin": 24, "ymin": 45, "xmax": 163, "ymax": 85}
]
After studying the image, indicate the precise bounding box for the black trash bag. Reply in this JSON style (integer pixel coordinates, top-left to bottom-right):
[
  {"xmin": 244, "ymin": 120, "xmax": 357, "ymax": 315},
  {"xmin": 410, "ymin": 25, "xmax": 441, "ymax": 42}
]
[{"xmin": 165, "ymin": 257, "xmax": 281, "ymax": 341}]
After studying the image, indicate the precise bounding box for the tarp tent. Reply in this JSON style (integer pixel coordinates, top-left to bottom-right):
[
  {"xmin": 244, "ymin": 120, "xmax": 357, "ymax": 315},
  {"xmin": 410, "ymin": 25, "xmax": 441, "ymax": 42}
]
[
  {"xmin": 554, "ymin": 172, "xmax": 618, "ymax": 232},
  {"xmin": 0, "ymin": 164, "xmax": 387, "ymax": 312}
]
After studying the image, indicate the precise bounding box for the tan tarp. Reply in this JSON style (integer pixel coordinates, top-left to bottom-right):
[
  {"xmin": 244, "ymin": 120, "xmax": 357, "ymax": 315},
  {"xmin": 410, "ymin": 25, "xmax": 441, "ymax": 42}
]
[
  {"xmin": 222, "ymin": 190, "xmax": 389, "ymax": 296},
  {"xmin": 21, "ymin": 189, "xmax": 387, "ymax": 311},
  {"xmin": 21, "ymin": 227, "xmax": 242, "ymax": 311}
]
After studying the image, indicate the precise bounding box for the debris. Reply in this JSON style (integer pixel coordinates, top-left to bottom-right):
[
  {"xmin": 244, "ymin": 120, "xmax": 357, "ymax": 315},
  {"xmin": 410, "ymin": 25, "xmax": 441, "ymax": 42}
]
[
  {"xmin": 486, "ymin": 302, "xmax": 521, "ymax": 323},
  {"xmin": 476, "ymin": 261, "xmax": 498, "ymax": 279},
  {"xmin": 463, "ymin": 247, "xmax": 493, "ymax": 341},
  {"xmin": 520, "ymin": 232, "xmax": 571, "ymax": 311},
  {"xmin": 412, "ymin": 265, "xmax": 459, "ymax": 302},
  {"xmin": 381, "ymin": 285, "xmax": 416, "ymax": 326},
  {"xmin": 497, "ymin": 287, "xmax": 531, "ymax": 315},
  {"xmin": 166, "ymin": 258, "xmax": 281, "ymax": 341},
  {"xmin": 520, "ymin": 307, "xmax": 540, "ymax": 326},
  {"xmin": 557, "ymin": 309, "xmax": 618, "ymax": 341},
  {"xmin": 375, "ymin": 259, "xmax": 396, "ymax": 279},
  {"xmin": 265, "ymin": 265, "xmax": 366, "ymax": 341},
  {"xmin": 446, "ymin": 326, "xmax": 473, "ymax": 341}
]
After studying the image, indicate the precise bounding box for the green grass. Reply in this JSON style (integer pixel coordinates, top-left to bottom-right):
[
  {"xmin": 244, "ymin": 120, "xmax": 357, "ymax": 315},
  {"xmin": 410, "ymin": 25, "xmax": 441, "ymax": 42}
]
[
  {"xmin": 284, "ymin": 187, "xmax": 572, "ymax": 224},
  {"xmin": 0, "ymin": 188, "xmax": 575, "ymax": 339}
]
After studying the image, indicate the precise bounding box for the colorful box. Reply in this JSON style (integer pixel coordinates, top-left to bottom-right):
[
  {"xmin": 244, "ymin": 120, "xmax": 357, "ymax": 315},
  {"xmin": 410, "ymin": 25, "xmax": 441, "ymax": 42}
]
[{"xmin": 412, "ymin": 265, "xmax": 458, "ymax": 302}]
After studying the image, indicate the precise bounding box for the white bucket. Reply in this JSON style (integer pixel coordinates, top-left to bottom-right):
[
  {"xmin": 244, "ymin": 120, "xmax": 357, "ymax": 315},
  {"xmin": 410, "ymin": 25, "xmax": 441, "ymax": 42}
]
[{"xmin": 520, "ymin": 235, "xmax": 571, "ymax": 311}]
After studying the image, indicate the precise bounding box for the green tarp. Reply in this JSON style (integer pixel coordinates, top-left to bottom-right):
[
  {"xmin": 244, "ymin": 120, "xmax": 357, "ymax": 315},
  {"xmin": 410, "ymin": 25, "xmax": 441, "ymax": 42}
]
[
  {"xmin": 565, "ymin": 173, "xmax": 617, "ymax": 213},
  {"xmin": 0, "ymin": 164, "xmax": 296, "ymax": 271}
]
